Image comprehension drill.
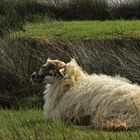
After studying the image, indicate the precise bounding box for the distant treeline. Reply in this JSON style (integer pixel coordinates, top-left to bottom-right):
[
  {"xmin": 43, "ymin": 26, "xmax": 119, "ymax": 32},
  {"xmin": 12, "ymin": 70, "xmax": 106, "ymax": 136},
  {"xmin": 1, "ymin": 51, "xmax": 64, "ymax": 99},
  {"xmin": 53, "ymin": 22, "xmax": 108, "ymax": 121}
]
[
  {"xmin": 0, "ymin": 0, "xmax": 140, "ymax": 20},
  {"xmin": 45, "ymin": 0, "xmax": 140, "ymax": 20},
  {"xmin": 0, "ymin": 0, "xmax": 140, "ymax": 36}
]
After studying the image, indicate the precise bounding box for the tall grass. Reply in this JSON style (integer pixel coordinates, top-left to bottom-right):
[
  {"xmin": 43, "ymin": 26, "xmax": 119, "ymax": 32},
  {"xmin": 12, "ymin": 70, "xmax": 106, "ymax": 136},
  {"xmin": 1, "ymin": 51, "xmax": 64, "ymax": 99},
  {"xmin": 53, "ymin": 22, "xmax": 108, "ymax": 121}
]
[
  {"xmin": 0, "ymin": 37, "xmax": 44, "ymax": 109},
  {"xmin": 0, "ymin": 37, "xmax": 140, "ymax": 108}
]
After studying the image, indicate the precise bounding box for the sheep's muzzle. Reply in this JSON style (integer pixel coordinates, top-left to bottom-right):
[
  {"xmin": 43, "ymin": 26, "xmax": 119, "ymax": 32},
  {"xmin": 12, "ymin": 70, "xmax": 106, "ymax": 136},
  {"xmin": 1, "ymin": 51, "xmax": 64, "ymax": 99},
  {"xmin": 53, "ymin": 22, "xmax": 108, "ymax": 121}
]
[{"xmin": 31, "ymin": 72, "xmax": 45, "ymax": 84}]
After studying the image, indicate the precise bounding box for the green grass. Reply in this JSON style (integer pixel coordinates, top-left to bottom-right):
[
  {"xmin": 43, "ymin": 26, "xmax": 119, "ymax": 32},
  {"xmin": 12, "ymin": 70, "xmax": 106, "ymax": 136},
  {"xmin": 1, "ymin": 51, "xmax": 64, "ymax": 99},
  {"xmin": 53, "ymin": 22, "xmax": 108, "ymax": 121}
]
[
  {"xmin": 0, "ymin": 109, "xmax": 140, "ymax": 140},
  {"xmin": 12, "ymin": 20, "xmax": 140, "ymax": 39}
]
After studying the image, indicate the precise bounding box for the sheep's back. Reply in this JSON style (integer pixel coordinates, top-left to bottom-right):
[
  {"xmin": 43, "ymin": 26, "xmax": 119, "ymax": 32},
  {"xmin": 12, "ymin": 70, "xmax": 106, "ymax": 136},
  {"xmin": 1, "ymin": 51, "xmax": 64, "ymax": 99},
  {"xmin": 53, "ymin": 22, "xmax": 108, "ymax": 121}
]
[{"xmin": 56, "ymin": 74, "xmax": 140, "ymax": 127}]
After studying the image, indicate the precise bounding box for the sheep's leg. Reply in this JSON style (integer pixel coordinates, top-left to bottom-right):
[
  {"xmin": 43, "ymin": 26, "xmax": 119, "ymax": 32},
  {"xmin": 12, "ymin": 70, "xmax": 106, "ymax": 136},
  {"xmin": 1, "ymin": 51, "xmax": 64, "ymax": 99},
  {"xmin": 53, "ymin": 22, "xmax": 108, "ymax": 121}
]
[{"xmin": 101, "ymin": 119, "xmax": 128, "ymax": 130}]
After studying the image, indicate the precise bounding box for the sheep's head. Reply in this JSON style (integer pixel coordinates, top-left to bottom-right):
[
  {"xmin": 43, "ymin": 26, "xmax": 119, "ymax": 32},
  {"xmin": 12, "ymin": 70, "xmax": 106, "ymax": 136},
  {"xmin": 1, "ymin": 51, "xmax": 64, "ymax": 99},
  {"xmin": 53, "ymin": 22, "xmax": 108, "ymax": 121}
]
[{"xmin": 31, "ymin": 58, "xmax": 66, "ymax": 84}]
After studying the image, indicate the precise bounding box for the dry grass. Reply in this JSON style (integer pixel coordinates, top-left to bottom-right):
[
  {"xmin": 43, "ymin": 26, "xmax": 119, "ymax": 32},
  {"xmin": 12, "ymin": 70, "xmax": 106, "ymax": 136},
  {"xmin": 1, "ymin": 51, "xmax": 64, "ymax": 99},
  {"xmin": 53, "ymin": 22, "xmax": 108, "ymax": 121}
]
[{"xmin": 0, "ymin": 37, "xmax": 140, "ymax": 108}]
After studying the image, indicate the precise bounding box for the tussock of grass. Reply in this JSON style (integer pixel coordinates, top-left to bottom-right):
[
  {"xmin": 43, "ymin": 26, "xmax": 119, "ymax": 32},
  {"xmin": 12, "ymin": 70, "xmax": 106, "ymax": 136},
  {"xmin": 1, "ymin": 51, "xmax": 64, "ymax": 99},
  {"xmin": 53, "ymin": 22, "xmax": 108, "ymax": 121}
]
[
  {"xmin": 12, "ymin": 20, "xmax": 140, "ymax": 39},
  {"xmin": 0, "ymin": 109, "xmax": 140, "ymax": 140}
]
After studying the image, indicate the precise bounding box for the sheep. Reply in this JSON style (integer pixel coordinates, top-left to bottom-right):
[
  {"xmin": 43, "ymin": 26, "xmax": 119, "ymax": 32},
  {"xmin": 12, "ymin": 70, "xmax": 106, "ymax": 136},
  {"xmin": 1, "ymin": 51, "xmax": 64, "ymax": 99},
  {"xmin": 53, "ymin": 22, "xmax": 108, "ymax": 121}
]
[{"xmin": 31, "ymin": 58, "xmax": 140, "ymax": 130}]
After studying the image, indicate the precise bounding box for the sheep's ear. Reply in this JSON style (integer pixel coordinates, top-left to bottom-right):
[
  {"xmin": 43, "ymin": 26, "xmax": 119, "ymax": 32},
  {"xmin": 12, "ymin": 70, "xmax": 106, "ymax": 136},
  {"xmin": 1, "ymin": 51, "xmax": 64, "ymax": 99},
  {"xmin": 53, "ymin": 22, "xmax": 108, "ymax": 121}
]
[
  {"xmin": 59, "ymin": 68, "xmax": 65, "ymax": 77},
  {"xmin": 57, "ymin": 61, "xmax": 66, "ymax": 77},
  {"xmin": 57, "ymin": 61, "xmax": 66, "ymax": 69},
  {"xmin": 70, "ymin": 58, "xmax": 77, "ymax": 64},
  {"xmin": 46, "ymin": 58, "xmax": 50, "ymax": 63},
  {"xmin": 71, "ymin": 58, "xmax": 76, "ymax": 62}
]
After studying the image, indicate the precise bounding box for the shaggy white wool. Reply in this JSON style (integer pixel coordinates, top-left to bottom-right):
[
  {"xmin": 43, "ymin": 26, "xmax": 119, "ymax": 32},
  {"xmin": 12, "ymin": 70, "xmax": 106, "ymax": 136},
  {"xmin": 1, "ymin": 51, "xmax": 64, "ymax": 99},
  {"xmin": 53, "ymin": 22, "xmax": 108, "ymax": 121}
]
[{"xmin": 43, "ymin": 59, "xmax": 140, "ymax": 130}]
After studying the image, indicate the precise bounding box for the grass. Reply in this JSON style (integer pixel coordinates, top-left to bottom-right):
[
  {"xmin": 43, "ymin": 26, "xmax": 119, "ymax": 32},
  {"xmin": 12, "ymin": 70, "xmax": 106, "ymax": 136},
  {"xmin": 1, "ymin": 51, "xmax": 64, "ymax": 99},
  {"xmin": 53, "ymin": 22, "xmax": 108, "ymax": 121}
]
[
  {"xmin": 0, "ymin": 109, "xmax": 140, "ymax": 140},
  {"xmin": 12, "ymin": 20, "xmax": 140, "ymax": 39}
]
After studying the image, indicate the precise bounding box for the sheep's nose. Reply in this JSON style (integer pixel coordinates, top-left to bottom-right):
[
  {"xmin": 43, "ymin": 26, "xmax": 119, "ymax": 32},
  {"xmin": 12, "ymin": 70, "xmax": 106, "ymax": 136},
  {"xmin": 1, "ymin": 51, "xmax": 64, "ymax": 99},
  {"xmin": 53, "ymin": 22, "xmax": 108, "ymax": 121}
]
[{"xmin": 31, "ymin": 72, "xmax": 37, "ymax": 79}]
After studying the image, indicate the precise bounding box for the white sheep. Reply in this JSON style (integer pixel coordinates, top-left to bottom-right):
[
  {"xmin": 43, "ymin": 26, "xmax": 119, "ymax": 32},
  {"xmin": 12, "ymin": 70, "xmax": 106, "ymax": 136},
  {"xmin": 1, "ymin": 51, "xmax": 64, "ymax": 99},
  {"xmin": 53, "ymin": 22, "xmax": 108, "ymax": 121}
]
[{"xmin": 31, "ymin": 58, "xmax": 140, "ymax": 130}]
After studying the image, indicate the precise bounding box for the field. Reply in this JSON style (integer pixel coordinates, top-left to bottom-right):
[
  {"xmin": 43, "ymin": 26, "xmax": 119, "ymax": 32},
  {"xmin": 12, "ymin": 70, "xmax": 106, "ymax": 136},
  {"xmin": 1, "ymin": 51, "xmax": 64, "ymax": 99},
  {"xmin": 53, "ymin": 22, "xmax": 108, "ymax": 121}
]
[
  {"xmin": 1, "ymin": 109, "xmax": 140, "ymax": 140},
  {"xmin": 0, "ymin": 0, "xmax": 140, "ymax": 140},
  {"xmin": 12, "ymin": 20, "xmax": 140, "ymax": 39}
]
